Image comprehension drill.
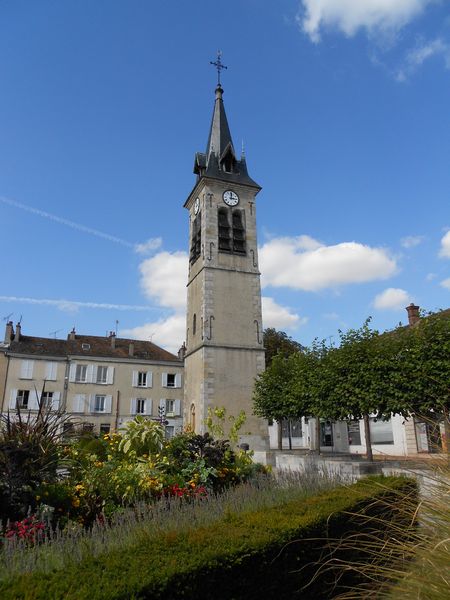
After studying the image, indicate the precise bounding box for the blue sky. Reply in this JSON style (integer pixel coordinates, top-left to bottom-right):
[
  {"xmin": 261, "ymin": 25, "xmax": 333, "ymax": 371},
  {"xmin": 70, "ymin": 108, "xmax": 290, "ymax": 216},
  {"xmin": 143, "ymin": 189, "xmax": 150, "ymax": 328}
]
[{"xmin": 1, "ymin": 0, "xmax": 449, "ymax": 353}]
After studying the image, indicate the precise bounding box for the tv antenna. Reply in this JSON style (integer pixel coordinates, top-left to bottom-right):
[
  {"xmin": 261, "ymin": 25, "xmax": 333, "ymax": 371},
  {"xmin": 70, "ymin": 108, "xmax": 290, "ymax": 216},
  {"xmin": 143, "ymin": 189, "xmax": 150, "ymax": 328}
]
[
  {"xmin": 49, "ymin": 329, "xmax": 63, "ymax": 339},
  {"xmin": 2, "ymin": 312, "xmax": 13, "ymax": 322}
]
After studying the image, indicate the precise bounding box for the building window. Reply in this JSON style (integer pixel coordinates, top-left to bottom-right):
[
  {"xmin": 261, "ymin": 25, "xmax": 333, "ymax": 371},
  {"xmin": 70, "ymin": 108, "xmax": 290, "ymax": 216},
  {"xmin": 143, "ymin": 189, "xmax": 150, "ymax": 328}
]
[
  {"xmin": 41, "ymin": 391, "xmax": 54, "ymax": 409},
  {"xmin": 138, "ymin": 372, "xmax": 147, "ymax": 387},
  {"xmin": 190, "ymin": 213, "xmax": 202, "ymax": 263},
  {"xmin": 45, "ymin": 362, "xmax": 58, "ymax": 381},
  {"xmin": 20, "ymin": 360, "xmax": 34, "ymax": 379},
  {"xmin": 96, "ymin": 366, "xmax": 108, "ymax": 384},
  {"xmin": 218, "ymin": 208, "xmax": 246, "ymax": 254},
  {"xmin": 16, "ymin": 390, "xmax": 30, "ymax": 409},
  {"xmin": 193, "ymin": 314, "xmax": 197, "ymax": 335},
  {"xmin": 100, "ymin": 424, "xmax": 111, "ymax": 435},
  {"xmin": 166, "ymin": 399, "xmax": 175, "ymax": 414},
  {"xmin": 63, "ymin": 422, "xmax": 75, "ymax": 438},
  {"xmin": 347, "ymin": 420, "xmax": 362, "ymax": 446},
  {"xmin": 166, "ymin": 374, "xmax": 175, "ymax": 387},
  {"xmin": 232, "ymin": 209, "xmax": 246, "ymax": 253},
  {"xmin": 370, "ymin": 418, "xmax": 394, "ymax": 445},
  {"xmin": 75, "ymin": 364, "xmax": 87, "ymax": 383},
  {"xmin": 165, "ymin": 426, "xmax": 175, "ymax": 439},
  {"xmin": 93, "ymin": 395, "xmax": 106, "ymax": 413},
  {"xmin": 218, "ymin": 207, "xmax": 231, "ymax": 251},
  {"xmin": 136, "ymin": 398, "xmax": 146, "ymax": 415}
]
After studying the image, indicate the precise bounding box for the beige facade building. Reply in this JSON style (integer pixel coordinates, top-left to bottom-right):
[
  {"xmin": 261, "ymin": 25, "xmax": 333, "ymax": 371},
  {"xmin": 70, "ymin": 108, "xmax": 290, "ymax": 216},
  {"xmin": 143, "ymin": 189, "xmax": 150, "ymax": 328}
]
[
  {"xmin": 183, "ymin": 83, "xmax": 268, "ymax": 452},
  {"xmin": 1, "ymin": 322, "xmax": 184, "ymax": 437}
]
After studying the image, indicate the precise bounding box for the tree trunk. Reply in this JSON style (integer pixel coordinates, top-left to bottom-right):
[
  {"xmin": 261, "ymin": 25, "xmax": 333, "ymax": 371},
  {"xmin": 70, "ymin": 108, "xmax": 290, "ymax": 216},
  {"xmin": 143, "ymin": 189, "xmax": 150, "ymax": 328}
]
[
  {"xmin": 315, "ymin": 417, "xmax": 321, "ymax": 455},
  {"xmin": 363, "ymin": 413, "xmax": 373, "ymax": 462},
  {"xmin": 288, "ymin": 419, "xmax": 292, "ymax": 450},
  {"xmin": 277, "ymin": 420, "xmax": 282, "ymax": 450}
]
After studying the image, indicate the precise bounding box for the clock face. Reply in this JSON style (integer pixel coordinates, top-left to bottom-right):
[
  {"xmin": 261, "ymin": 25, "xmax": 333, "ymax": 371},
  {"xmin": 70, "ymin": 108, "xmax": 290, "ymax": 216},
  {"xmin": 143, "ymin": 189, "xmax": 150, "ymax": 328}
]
[
  {"xmin": 194, "ymin": 197, "xmax": 200, "ymax": 215},
  {"xmin": 223, "ymin": 190, "xmax": 239, "ymax": 206}
]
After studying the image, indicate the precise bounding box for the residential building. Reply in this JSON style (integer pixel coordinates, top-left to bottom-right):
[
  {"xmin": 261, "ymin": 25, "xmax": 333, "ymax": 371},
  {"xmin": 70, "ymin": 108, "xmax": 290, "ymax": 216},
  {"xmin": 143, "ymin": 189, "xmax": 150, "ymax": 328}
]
[{"xmin": 0, "ymin": 322, "xmax": 184, "ymax": 437}]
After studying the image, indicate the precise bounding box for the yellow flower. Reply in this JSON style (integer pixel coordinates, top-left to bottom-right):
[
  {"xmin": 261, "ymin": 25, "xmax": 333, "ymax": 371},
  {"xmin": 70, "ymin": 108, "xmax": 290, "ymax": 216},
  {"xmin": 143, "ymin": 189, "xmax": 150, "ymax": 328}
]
[
  {"xmin": 35, "ymin": 495, "xmax": 41, "ymax": 501},
  {"xmin": 72, "ymin": 498, "xmax": 80, "ymax": 508}
]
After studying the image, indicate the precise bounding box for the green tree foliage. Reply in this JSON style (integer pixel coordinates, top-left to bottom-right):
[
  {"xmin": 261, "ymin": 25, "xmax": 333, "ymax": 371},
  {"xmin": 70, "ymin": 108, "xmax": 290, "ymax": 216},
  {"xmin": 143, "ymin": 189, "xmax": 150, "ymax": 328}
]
[
  {"xmin": 254, "ymin": 312, "xmax": 450, "ymax": 459},
  {"xmin": 263, "ymin": 328, "xmax": 304, "ymax": 367}
]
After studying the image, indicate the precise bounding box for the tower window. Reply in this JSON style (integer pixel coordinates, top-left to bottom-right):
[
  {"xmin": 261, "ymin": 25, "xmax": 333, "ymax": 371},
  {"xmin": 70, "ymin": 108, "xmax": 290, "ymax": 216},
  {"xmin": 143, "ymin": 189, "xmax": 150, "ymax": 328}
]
[
  {"xmin": 218, "ymin": 207, "xmax": 231, "ymax": 251},
  {"xmin": 190, "ymin": 213, "xmax": 202, "ymax": 263},
  {"xmin": 218, "ymin": 208, "xmax": 246, "ymax": 254},
  {"xmin": 193, "ymin": 313, "xmax": 197, "ymax": 335}
]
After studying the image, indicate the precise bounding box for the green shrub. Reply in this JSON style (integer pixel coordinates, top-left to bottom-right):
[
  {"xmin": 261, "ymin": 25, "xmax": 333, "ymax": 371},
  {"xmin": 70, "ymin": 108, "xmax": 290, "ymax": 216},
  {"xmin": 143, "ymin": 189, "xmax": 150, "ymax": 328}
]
[{"xmin": 0, "ymin": 476, "xmax": 416, "ymax": 600}]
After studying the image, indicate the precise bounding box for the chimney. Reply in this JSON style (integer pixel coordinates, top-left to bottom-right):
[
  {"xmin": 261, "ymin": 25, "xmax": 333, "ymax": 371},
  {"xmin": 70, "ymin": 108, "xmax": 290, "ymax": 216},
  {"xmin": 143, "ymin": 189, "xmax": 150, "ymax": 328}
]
[
  {"xmin": 14, "ymin": 322, "xmax": 21, "ymax": 342},
  {"xmin": 68, "ymin": 328, "xmax": 76, "ymax": 341},
  {"xmin": 128, "ymin": 342, "xmax": 134, "ymax": 357},
  {"xmin": 4, "ymin": 321, "xmax": 14, "ymax": 344},
  {"xmin": 178, "ymin": 342, "xmax": 186, "ymax": 360},
  {"xmin": 109, "ymin": 331, "xmax": 116, "ymax": 349},
  {"xmin": 406, "ymin": 303, "xmax": 420, "ymax": 326}
]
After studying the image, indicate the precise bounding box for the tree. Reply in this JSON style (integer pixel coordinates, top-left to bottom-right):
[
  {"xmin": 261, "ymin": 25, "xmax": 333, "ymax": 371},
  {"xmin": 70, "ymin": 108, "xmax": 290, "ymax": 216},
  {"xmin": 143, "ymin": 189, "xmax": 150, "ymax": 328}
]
[{"xmin": 263, "ymin": 328, "xmax": 304, "ymax": 367}]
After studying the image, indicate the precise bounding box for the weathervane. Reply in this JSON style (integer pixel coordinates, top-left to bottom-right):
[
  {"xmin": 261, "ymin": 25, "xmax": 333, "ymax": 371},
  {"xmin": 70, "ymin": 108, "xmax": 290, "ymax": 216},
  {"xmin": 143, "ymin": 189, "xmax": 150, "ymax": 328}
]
[{"xmin": 210, "ymin": 50, "xmax": 227, "ymax": 86}]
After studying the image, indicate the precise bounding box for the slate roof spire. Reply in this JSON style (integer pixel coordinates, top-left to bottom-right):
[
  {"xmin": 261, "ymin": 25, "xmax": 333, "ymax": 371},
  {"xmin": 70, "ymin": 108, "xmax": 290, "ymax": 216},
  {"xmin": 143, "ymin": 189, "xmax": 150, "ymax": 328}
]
[
  {"xmin": 193, "ymin": 74, "xmax": 260, "ymax": 189},
  {"xmin": 205, "ymin": 84, "xmax": 235, "ymax": 165}
]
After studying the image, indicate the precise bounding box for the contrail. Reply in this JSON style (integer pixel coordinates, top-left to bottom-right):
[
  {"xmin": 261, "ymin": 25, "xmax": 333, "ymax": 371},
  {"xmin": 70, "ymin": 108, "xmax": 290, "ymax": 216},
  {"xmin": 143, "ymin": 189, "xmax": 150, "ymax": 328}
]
[
  {"xmin": 0, "ymin": 296, "xmax": 158, "ymax": 312},
  {"xmin": 0, "ymin": 196, "xmax": 135, "ymax": 249}
]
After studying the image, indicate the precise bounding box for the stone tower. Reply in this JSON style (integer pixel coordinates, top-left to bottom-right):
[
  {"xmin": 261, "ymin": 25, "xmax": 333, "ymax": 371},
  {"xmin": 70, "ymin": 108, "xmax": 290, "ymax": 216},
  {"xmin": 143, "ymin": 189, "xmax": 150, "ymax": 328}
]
[{"xmin": 183, "ymin": 82, "xmax": 268, "ymax": 452}]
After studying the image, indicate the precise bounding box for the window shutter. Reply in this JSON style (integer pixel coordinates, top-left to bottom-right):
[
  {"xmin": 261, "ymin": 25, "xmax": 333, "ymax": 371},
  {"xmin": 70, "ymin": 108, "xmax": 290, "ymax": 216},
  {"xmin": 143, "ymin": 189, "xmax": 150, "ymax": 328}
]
[
  {"xmin": 21, "ymin": 360, "xmax": 34, "ymax": 379},
  {"xmin": 46, "ymin": 362, "xmax": 57, "ymax": 381},
  {"xmin": 146, "ymin": 371, "xmax": 153, "ymax": 388},
  {"xmin": 162, "ymin": 373, "xmax": 168, "ymax": 387},
  {"xmin": 30, "ymin": 389, "xmax": 40, "ymax": 410},
  {"xmin": 9, "ymin": 389, "xmax": 17, "ymax": 409},
  {"xmin": 73, "ymin": 394, "xmax": 85, "ymax": 413},
  {"xmin": 174, "ymin": 399, "xmax": 181, "ymax": 416},
  {"xmin": 130, "ymin": 398, "xmax": 136, "ymax": 415},
  {"xmin": 146, "ymin": 398, "xmax": 153, "ymax": 416},
  {"xmin": 87, "ymin": 365, "xmax": 95, "ymax": 383},
  {"xmin": 175, "ymin": 373, "xmax": 182, "ymax": 388},
  {"xmin": 159, "ymin": 398, "xmax": 165, "ymax": 411},
  {"xmin": 106, "ymin": 367, "xmax": 114, "ymax": 385},
  {"xmin": 52, "ymin": 391, "xmax": 61, "ymax": 411},
  {"xmin": 69, "ymin": 364, "xmax": 76, "ymax": 382},
  {"xmin": 104, "ymin": 395, "xmax": 112, "ymax": 414},
  {"xmin": 89, "ymin": 395, "xmax": 95, "ymax": 412},
  {"xmin": 132, "ymin": 371, "xmax": 138, "ymax": 387}
]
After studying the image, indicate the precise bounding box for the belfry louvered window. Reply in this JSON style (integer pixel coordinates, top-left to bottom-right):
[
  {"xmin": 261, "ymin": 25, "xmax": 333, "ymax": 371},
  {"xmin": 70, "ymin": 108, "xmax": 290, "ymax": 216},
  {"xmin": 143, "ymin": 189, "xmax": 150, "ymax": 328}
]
[
  {"xmin": 218, "ymin": 207, "xmax": 231, "ymax": 251},
  {"xmin": 190, "ymin": 213, "xmax": 201, "ymax": 263},
  {"xmin": 232, "ymin": 210, "xmax": 246, "ymax": 253},
  {"xmin": 218, "ymin": 207, "xmax": 246, "ymax": 254}
]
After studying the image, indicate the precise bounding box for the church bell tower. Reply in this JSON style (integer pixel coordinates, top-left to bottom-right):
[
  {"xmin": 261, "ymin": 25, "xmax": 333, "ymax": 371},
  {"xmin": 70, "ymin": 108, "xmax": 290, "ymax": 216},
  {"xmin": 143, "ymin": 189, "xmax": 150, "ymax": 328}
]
[{"xmin": 184, "ymin": 59, "xmax": 268, "ymax": 452}]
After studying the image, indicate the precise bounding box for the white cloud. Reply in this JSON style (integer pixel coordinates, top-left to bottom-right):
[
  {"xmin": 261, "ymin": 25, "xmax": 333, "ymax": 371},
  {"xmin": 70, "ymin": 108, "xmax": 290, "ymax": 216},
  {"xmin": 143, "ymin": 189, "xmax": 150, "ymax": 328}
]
[
  {"xmin": 139, "ymin": 251, "xmax": 188, "ymax": 310},
  {"xmin": 396, "ymin": 38, "xmax": 450, "ymax": 81},
  {"xmin": 259, "ymin": 236, "xmax": 397, "ymax": 291},
  {"xmin": 440, "ymin": 278, "xmax": 450, "ymax": 291},
  {"xmin": 439, "ymin": 231, "xmax": 450, "ymax": 258},
  {"xmin": 297, "ymin": 0, "xmax": 432, "ymax": 43},
  {"xmin": 261, "ymin": 297, "xmax": 306, "ymax": 330},
  {"xmin": 121, "ymin": 314, "xmax": 186, "ymax": 355},
  {"xmin": 134, "ymin": 237, "xmax": 162, "ymax": 255},
  {"xmin": 401, "ymin": 235, "xmax": 424, "ymax": 248},
  {"xmin": 426, "ymin": 272, "xmax": 437, "ymax": 281},
  {"xmin": 0, "ymin": 295, "xmax": 155, "ymax": 314},
  {"xmin": 373, "ymin": 287, "xmax": 411, "ymax": 310}
]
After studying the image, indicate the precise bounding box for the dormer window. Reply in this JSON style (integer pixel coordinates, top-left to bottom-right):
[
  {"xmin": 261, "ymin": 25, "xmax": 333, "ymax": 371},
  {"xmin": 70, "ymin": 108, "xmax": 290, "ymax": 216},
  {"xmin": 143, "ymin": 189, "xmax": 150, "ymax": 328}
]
[{"xmin": 82, "ymin": 343, "xmax": 90, "ymax": 351}]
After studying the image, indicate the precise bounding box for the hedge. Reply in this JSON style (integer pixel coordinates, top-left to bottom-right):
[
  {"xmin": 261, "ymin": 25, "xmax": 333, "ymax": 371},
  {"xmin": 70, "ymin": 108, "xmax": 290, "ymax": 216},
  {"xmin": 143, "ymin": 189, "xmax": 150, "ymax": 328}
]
[{"xmin": 1, "ymin": 476, "xmax": 417, "ymax": 600}]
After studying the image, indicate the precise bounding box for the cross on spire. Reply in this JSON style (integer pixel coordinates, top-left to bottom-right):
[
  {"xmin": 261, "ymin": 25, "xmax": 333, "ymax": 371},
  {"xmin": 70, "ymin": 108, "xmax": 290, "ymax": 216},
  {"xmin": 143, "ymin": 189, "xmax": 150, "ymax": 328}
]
[{"xmin": 210, "ymin": 50, "xmax": 227, "ymax": 86}]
